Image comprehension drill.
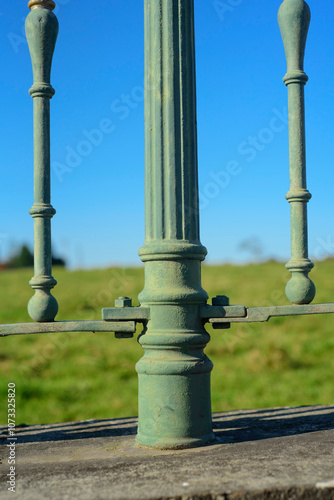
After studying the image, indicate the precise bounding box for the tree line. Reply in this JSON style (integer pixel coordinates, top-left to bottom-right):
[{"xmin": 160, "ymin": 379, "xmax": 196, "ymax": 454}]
[{"xmin": 1, "ymin": 245, "xmax": 66, "ymax": 269}]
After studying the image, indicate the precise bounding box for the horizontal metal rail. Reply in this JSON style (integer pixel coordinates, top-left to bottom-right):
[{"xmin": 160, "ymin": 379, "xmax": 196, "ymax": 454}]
[
  {"xmin": 0, "ymin": 321, "xmax": 136, "ymax": 337},
  {"xmin": 2, "ymin": 303, "xmax": 333, "ymax": 335},
  {"xmin": 209, "ymin": 303, "xmax": 334, "ymax": 324}
]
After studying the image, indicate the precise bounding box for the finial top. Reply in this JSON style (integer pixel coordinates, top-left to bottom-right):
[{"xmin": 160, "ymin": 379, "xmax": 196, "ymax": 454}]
[
  {"xmin": 278, "ymin": 0, "xmax": 310, "ymax": 75},
  {"xmin": 26, "ymin": 0, "xmax": 58, "ymax": 92},
  {"xmin": 28, "ymin": 0, "xmax": 55, "ymax": 10}
]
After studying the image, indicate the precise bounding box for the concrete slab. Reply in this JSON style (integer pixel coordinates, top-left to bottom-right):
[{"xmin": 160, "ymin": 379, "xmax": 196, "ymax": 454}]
[{"xmin": 1, "ymin": 406, "xmax": 334, "ymax": 499}]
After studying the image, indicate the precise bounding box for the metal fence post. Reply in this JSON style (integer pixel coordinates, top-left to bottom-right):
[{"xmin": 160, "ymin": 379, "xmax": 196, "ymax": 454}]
[{"xmin": 135, "ymin": 0, "xmax": 215, "ymax": 449}]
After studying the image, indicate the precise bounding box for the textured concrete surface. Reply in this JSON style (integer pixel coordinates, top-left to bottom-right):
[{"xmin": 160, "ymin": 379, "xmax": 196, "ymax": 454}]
[{"xmin": 0, "ymin": 406, "xmax": 334, "ymax": 499}]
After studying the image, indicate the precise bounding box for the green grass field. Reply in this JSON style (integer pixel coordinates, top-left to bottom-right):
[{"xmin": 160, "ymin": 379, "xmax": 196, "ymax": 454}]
[{"xmin": 1, "ymin": 260, "xmax": 333, "ymax": 425}]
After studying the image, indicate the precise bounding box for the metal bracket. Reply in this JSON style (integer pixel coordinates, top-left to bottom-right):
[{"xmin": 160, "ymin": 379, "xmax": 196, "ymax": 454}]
[
  {"xmin": 102, "ymin": 305, "xmax": 150, "ymax": 323},
  {"xmin": 102, "ymin": 297, "xmax": 150, "ymax": 338},
  {"xmin": 202, "ymin": 297, "xmax": 334, "ymax": 328}
]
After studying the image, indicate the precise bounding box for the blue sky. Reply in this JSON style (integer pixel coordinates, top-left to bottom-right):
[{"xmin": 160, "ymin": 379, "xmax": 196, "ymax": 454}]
[{"xmin": 1, "ymin": 0, "xmax": 333, "ymax": 269}]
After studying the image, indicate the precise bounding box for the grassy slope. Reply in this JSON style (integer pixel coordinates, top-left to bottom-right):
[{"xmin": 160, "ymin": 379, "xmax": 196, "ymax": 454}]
[{"xmin": 0, "ymin": 261, "xmax": 333, "ymax": 425}]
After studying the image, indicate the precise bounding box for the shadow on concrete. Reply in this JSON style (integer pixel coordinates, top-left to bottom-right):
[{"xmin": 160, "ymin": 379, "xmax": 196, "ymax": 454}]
[
  {"xmin": 0, "ymin": 417, "xmax": 138, "ymax": 444},
  {"xmin": 213, "ymin": 406, "xmax": 334, "ymax": 444},
  {"xmin": 0, "ymin": 406, "xmax": 333, "ymax": 446}
]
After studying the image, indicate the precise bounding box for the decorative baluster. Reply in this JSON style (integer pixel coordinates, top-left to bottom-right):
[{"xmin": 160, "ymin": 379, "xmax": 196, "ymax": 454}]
[
  {"xmin": 278, "ymin": 0, "xmax": 315, "ymax": 305},
  {"xmin": 25, "ymin": 0, "xmax": 58, "ymax": 322}
]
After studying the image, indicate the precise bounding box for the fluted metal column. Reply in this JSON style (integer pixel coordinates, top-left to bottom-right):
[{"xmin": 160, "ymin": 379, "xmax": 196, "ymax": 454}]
[
  {"xmin": 25, "ymin": 0, "xmax": 58, "ymax": 322},
  {"xmin": 278, "ymin": 0, "xmax": 316, "ymax": 305},
  {"xmin": 136, "ymin": 0, "xmax": 214, "ymax": 449}
]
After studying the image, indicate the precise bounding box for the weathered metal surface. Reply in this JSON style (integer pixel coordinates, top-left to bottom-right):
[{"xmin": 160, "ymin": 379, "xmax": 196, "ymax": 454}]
[
  {"xmin": 0, "ymin": 321, "xmax": 136, "ymax": 337},
  {"xmin": 102, "ymin": 306, "xmax": 150, "ymax": 322},
  {"xmin": 201, "ymin": 305, "xmax": 246, "ymax": 319},
  {"xmin": 201, "ymin": 296, "xmax": 244, "ymax": 330},
  {"xmin": 211, "ymin": 295, "xmax": 231, "ymax": 329},
  {"xmin": 114, "ymin": 296, "xmax": 132, "ymax": 308},
  {"xmin": 135, "ymin": 0, "xmax": 214, "ymax": 449},
  {"xmin": 278, "ymin": 0, "xmax": 315, "ymax": 305},
  {"xmin": 208, "ymin": 303, "xmax": 334, "ymax": 324},
  {"xmin": 103, "ymin": 297, "xmax": 149, "ymax": 337},
  {"xmin": 26, "ymin": 0, "xmax": 59, "ymax": 322}
]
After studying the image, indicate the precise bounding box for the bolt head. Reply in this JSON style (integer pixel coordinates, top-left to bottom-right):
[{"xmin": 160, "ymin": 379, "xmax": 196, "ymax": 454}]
[
  {"xmin": 115, "ymin": 332, "xmax": 134, "ymax": 339},
  {"xmin": 212, "ymin": 295, "xmax": 229, "ymax": 306},
  {"xmin": 115, "ymin": 296, "xmax": 132, "ymax": 308}
]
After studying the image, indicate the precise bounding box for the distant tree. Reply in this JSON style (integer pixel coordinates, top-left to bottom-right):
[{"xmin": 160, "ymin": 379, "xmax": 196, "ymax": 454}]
[
  {"xmin": 6, "ymin": 245, "xmax": 34, "ymax": 268},
  {"xmin": 52, "ymin": 255, "xmax": 66, "ymax": 267},
  {"xmin": 5, "ymin": 244, "xmax": 66, "ymax": 269},
  {"xmin": 237, "ymin": 237, "xmax": 264, "ymax": 260}
]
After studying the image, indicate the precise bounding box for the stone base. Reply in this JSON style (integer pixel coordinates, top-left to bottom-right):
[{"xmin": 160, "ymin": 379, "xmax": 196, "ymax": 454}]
[{"xmin": 0, "ymin": 406, "xmax": 334, "ymax": 499}]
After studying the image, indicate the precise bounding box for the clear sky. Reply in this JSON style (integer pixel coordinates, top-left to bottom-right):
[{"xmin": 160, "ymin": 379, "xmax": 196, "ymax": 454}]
[{"xmin": 1, "ymin": 0, "xmax": 333, "ymax": 269}]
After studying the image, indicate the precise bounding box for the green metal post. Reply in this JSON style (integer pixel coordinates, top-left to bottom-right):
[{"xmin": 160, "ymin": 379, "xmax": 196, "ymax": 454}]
[
  {"xmin": 25, "ymin": 0, "xmax": 59, "ymax": 322},
  {"xmin": 278, "ymin": 0, "xmax": 315, "ymax": 305},
  {"xmin": 136, "ymin": 0, "xmax": 215, "ymax": 449}
]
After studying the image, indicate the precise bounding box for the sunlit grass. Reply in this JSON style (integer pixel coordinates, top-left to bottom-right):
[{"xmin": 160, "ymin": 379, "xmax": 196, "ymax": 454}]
[{"xmin": 0, "ymin": 260, "xmax": 333, "ymax": 424}]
